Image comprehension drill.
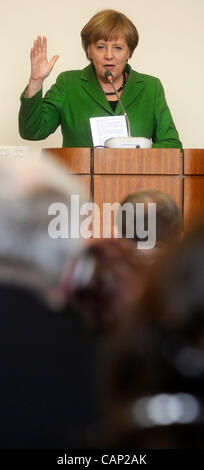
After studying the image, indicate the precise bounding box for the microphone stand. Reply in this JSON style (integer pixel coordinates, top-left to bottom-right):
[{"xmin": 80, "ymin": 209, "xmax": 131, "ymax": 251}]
[
  {"xmin": 104, "ymin": 70, "xmax": 151, "ymax": 149},
  {"xmin": 105, "ymin": 71, "xmax": 131, "ymax": 137}
]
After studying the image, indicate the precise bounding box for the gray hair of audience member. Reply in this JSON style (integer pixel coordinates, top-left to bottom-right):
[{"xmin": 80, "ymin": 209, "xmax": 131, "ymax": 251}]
[
  {"xmin": 0, "ymin": 154, "xmax": 86, "ymax": 297},
  {"xmin": 117, "ymin": 189, "xmax": 181, "ymax": 244}
]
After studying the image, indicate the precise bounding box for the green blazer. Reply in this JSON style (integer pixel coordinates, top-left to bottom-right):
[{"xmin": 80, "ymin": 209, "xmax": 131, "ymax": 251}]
[{"xmin": 19, "ymin": 63, "xmax": 182, "ymax": 149}]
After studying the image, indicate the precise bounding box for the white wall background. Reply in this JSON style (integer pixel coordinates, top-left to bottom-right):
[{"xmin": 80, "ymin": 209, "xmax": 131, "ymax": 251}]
[{"xmin": 1, "ymin": 0, "xmax": 204, "ymax": 155}]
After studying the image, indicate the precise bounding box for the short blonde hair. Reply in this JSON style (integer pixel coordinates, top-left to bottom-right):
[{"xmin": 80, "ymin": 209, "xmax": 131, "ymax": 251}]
[{"xmin": 81, "ymin": 9, "xmax": 139, "ymax": 59}]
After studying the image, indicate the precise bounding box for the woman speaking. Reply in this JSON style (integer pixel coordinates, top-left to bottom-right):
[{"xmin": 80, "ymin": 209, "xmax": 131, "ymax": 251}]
[{"xmin": 19, "ymin": 9, "xmax": 182, "ymax": 149}]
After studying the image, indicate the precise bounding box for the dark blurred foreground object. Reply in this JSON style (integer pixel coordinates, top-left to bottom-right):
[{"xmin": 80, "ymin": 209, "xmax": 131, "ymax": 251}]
[
  {"xmin": 99, "ymin": 222, "xmax": 204, "ymax": 448},
  {"xmin": 66, "ymin": 239, "xmax": 147, "ymax": 336},
  {"xmin": 0, "ymin": 284, "xmax": 102, "ymax": 449},
  {"xmin": 102, "ymin": 319, "xmax": 204, "ymax": 449},
  {"xmin": 157, "ymin": 220, "xmax": 204, "ymax": 339}
]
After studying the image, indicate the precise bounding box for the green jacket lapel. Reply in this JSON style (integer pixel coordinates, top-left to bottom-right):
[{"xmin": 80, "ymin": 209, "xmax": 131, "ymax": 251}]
[
  {"xmin": 120, "ymin": 65, "xmax": 145, "ymax": 111},
  {"xmin": 80, "ymin": 64, "xmax": 113, "ymax": 114}
]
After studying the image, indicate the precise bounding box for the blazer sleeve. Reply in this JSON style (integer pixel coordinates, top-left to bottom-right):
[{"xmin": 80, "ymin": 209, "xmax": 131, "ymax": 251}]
[
  {"xmin": 152, "ymin": 79, "xmax": 182, "ymax": 149},
  {"xmin": 18, "ymin": 73, "xmax": 66, "ymax": 141}
]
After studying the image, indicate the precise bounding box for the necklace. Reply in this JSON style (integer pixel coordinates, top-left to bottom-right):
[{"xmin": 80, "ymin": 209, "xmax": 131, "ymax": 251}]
[{"xmin": 103, "ymin": 72, "xmax": 126, "ymax": 96}]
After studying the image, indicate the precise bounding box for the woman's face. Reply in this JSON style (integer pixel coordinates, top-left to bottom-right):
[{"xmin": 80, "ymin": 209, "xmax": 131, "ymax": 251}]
[{"xmin": 87, "ymin": 35, "xmax": 130, "ymax": 84}]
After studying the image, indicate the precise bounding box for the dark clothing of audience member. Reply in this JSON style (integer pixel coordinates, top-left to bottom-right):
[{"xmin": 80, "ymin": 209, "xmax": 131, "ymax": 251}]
[{"xmin": 0, "ymin": 284, "xmax": 102, "ymax": 449}]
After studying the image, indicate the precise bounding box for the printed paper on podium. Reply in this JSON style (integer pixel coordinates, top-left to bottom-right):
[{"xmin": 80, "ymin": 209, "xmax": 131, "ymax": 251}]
[{"xmin": 90, "ymin": 116, "xmax": 128, "ymax": 147}]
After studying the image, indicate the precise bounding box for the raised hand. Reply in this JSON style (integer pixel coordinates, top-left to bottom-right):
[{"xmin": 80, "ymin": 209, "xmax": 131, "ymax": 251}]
[
  {"xmin": 30, "ymin": 36, "xmax": 59, "ymax": 81},
  {"xmin": 27, "ymin": 36, "xmax": 59, "ymax": 97}
]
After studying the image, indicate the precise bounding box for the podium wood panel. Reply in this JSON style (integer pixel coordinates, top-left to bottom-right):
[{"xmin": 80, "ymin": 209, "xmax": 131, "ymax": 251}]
[
  {"xmin": 183, "ymin": 150, "xmax": 204, "ymax": 226},
  {"xmin": 184, "ymin": 149, "xmax": 204, "ymax": 175},
  {"xmin": 71, "ymin": 175, "xmax": 91, "ymax": 193},
  {"xmin": 94, "ymin": 148, "xmax": 181, "ymax": 175},
  {"xmin": 184, "ymin": 177, "xmax": 204, "ymax": 223},
  {"xmin": 94, "ymin": 175, "xmax": 181, "ymax": 237},
  {"xmin": 42, "ymin": 148, "xmax": 91, "ymax": 194},
  {"xmin": 42, "ymin": 148, "xmax": 90, "ymax": 173}
]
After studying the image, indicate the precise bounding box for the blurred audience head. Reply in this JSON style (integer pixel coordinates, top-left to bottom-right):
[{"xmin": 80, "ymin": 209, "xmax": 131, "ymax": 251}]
[
  {"xmin": 116, "ymin": 189, "xmax": 181, "ymax": 262},
  {"xmin": 65, "ymin": 238, "xmax": 147, "ymax": 336},
  {"xmin": 0, "ymin": 153, "xmax": 85, "ymax": 307}
]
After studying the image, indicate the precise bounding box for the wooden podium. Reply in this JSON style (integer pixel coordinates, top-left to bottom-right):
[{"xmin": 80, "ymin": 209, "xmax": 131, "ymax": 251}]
[
  {"xmin": 183, "ymin": 149, "xmax": 204, "ymax": 222},
  {"xmin": 42, "ymin": 148, "xmax": 204, "ymax": 235}
]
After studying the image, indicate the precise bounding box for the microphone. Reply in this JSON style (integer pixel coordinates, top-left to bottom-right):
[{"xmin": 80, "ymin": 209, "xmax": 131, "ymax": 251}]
[
  {"xmin": 104, "ymin": 71, "xmax": 131, "ymax": 137},
  {"xmin": 104, "ymin": 71, "xmax": 152, "ymax": 149},
  {"xmin": 104, "ymin": 70, "xmax": 114, "ymax": 83}
]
